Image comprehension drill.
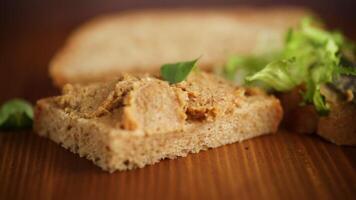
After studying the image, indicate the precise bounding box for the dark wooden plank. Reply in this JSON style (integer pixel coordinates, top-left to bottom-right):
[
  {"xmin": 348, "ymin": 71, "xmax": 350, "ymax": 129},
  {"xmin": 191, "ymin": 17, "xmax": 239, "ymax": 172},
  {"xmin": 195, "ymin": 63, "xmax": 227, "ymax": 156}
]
[
  {"xmin": 0, "ymin": 1, "xmax": 356, "ymax": 199},
  {"xmin": 0, "ymin": 131, "xmax": 355, "ymax": 200}
]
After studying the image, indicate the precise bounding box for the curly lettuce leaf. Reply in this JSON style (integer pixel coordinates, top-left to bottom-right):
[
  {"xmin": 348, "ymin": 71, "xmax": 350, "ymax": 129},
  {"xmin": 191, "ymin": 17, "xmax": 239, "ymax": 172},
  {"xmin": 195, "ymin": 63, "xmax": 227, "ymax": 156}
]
[
  {"xmin": 222, "ymin": 53, "xmax": 279, "ymax": 90},
  {"xmin": 246, "ymin": 59, "xmax": 300, "ymax": 91},
  {"xmin": 224, "ymin": 17, "xmax": 356, "ymax": 115}
]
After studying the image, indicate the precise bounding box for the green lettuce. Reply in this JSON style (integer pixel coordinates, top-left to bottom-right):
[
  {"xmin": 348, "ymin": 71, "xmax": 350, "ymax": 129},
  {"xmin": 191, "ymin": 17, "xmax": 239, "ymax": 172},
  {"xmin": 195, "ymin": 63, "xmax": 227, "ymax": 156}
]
[
  {"xmin": 223, "ymin": 55, "xmax": 273, "ymax": 81},
  {"xmin": 224, "ymin": 17, "xmax": 356, "ymax": 115}
]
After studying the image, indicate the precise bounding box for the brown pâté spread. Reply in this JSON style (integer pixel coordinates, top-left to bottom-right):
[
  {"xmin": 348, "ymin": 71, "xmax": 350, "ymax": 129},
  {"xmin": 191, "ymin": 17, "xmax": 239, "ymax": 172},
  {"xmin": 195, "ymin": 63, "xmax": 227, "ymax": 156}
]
[{"xmin": 55, "ymin": 72, "xmax": 250, "ymax": 134}]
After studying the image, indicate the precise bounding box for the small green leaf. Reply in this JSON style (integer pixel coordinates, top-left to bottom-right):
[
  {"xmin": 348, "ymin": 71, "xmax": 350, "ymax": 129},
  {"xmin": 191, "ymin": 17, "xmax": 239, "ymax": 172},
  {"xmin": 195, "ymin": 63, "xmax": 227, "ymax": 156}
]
[
  {"xmin": 160, "ymin": 58, "xmax": 199, "ymax": 84},
  {"xmin": 0, "ymin": 99, "xmax": 34, "ymax": 130}
]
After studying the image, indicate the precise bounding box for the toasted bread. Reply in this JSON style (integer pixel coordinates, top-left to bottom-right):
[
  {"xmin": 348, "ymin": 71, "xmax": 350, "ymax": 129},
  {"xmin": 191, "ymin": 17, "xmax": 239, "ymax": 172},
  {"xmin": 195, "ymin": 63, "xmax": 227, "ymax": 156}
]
[{"xmin": 34, "ymin": 72, "xmax": 282, "ymax": 171}]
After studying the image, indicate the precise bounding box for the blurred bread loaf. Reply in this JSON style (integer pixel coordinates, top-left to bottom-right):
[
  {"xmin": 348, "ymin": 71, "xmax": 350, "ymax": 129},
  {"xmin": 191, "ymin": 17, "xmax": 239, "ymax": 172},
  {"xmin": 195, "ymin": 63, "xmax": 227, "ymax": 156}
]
[{"xmin": 50, "ymin": 7, "xmax": 309, "ymax": 86}]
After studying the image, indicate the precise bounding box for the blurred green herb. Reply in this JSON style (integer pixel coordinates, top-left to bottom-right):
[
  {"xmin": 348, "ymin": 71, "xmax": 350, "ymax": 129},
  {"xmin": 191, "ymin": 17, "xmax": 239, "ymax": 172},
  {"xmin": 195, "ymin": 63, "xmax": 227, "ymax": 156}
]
[{"xmin": 0, "ymin": 99, "xmax": 33, "ymax": 130}]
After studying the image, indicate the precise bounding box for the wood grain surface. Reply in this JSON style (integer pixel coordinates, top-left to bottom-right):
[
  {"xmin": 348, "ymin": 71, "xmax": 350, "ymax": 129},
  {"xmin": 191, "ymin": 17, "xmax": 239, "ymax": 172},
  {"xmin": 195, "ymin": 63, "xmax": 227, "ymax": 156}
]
[{"xmin": 0, "ymin": 1, "xmax": 356, "ymax": 199}]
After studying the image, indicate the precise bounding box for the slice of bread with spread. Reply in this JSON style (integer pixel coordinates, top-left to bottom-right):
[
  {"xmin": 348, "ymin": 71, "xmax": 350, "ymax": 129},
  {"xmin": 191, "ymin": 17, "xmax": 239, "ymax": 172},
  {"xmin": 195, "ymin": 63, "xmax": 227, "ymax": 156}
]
[
  {"xmin": 280, "ymin": 87, "xmax": 356, "ymax": 146},
  {"xmin": 50, "ymin": 7, "xmax": 309, "ymax": 86},
  {"xmin": 34, "ymin": 72, "xmax": 282, "ymax": 172}
]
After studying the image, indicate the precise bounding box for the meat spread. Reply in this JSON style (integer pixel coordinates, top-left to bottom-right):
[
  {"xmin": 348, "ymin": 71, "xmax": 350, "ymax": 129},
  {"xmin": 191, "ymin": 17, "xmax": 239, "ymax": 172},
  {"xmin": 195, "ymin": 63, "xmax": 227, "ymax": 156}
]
[
  {"xmin": 55, "ymin": 72, "xmax": 247, "ymax": 134},
  {"xmin": 174, "ymin": 72, "xmax": 244, "ymax": 121}
]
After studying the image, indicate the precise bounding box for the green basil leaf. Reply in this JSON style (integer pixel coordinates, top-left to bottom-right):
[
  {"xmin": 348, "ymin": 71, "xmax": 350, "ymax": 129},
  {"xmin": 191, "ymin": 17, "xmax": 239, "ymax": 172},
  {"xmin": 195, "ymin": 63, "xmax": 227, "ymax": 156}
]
[
  {"xmin": 0, "ymin": 99, "xmax": 34, "ymax": 130},
  {"xmin": 160, "ymin": 58, "xmax": 199, "ymax": 84}
]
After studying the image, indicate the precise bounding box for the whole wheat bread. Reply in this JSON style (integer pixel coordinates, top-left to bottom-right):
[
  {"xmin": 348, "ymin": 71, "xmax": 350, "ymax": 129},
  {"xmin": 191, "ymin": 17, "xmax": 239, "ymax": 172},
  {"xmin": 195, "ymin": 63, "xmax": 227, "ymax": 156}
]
[
  {"xmin": 50, "ymin": 7, "xmax": 309, "ymax": 86},
  {"xmin": 34, "ymin": 72, "xmax": 282, "ymax": 172},
  {"xmin": 280, "ymin": 88, "xmax": 356, "ymax": 146}
]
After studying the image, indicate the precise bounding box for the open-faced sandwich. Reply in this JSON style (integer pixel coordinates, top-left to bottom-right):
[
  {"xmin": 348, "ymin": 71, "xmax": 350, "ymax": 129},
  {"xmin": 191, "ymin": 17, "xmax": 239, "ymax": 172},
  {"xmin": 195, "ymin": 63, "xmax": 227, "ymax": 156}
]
[
  {"xmin": 222, "ymin": 18, "xmax": 356, "ymax": 145},
  {"xmin": 35, "ymin": 66, "xmax": 282, "ymax": 171},
  {"xmin": 33, "ymin": 7, "xmax": 355, "ymax": 172}
]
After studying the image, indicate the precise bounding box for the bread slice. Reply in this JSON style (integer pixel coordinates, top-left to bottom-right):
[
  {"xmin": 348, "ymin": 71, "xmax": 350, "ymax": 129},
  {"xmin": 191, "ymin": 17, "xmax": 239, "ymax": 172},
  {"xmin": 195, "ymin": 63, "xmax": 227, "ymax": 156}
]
[
  {"xmin": 317, "ymin": 103, "xmax": 356, "ymax": 145},
  {"xmin": 34, "ymin": 72, "xmax": 282, "ymax": 172},
  {"xmin": 279, "ymin": 87, "xmax": 356, "ymax": 146},
  {"xmin": 50, "ymin": 7, "xmax": 309, "ymax": 86}
]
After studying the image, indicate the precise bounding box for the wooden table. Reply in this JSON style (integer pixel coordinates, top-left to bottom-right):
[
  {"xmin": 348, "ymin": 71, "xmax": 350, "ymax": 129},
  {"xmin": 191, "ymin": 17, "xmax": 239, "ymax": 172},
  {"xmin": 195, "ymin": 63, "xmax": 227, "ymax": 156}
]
[{"xmin": 1, "ymin": 1, "xmax": 355, "ymax": 199}]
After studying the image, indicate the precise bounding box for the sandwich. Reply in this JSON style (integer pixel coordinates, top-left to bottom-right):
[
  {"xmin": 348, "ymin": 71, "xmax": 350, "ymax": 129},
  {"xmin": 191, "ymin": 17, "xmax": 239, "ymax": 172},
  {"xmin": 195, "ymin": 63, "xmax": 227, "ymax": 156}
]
[
  {"xmin": 48, "ymin": 7, "xmax": 355, "ymax": 145},
  {"xmin": 34, "ymin": 68, "xmax": 282, "ymax": 172},
  {"xmin": 223, "ymin": 18, "xmax": 356, "ymax": 145},
  {"xmin": 34, "ymin": 7, "xmax": 355, "ymax": 172}
]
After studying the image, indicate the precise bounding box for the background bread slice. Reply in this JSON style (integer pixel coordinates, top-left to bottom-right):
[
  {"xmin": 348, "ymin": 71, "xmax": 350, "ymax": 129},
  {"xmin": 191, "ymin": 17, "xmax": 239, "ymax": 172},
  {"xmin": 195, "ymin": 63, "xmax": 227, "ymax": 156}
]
[
  {"xmin": 279, "ymin": 88, "xmax": 356, "ymax": 146},
  {"xmin": 317, "ymin": 103, "xmax": 356, "ymax": 145},
  {"xmin": 50, "ymin": 7, "xmax": 310, "ymax": 86},
  {"xmin": 34, "ymin": 94, "xmax": 282, "ymax": 172}
]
